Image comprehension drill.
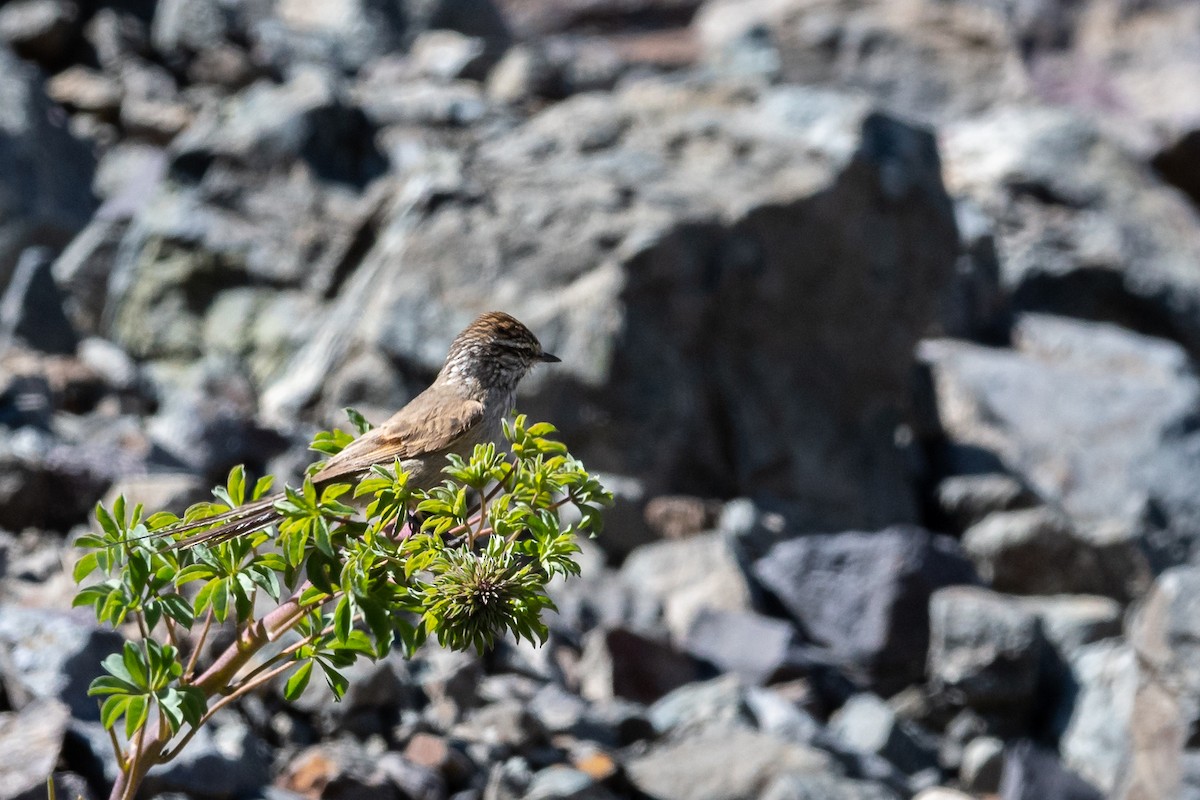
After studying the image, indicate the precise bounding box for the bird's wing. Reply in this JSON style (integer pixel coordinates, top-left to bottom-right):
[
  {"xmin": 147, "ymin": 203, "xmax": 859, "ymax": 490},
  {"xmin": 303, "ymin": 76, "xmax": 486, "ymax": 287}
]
[{"xmin": 311, "ymin": 387, "xmax": 485, "ymax": 485}]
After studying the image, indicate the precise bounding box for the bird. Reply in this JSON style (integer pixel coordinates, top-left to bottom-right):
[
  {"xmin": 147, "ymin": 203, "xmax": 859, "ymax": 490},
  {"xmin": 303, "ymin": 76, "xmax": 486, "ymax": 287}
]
[{"xmin": 163, "ymin": 311, "xmax": 559, "ymax": 547}]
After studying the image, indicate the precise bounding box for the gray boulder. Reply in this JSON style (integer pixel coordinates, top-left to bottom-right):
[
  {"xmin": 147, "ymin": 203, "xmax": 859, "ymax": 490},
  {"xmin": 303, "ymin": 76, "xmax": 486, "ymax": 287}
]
[
  {"xmin": 753, "ymin": 526, "xmax": 977, "ymax": 691},
  {"xmin": 262, "ymin": 81, "xmax": 959, "ymax": 533},
  {"xmin": 920, "ymin": 314, "xmax": 1200, "ymax": 569},
  {"xmin": 942, "ymin": 108, "xmax": 1200, "ymax": 356},
  {"xmin": 0, "ymin": 698, "xmax": 71, "ymax": 800}
]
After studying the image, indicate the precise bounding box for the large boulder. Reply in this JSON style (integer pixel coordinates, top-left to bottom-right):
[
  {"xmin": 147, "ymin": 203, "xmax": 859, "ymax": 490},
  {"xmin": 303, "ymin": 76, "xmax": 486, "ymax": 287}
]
[
  {"xmin": 941, "ymin": 108, "xmax": 1200, "ymax": 357},
  {"xmin": 920, "ymin": 314, "xmax": 1200, "ymax": 570},
  {"xmin": 752, "ymin": 526, "xmax": 977, "ymax": 691},
  {"xmin": 263, "ymin": 81, "xmax": 959, "ymax": 533}
]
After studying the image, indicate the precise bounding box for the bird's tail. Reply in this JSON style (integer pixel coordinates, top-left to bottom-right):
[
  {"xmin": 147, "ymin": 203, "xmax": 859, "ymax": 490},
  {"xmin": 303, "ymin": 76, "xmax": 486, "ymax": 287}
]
[{"xmin": 163, "ymin": 493, "xmax": 286, "ymax": 548}]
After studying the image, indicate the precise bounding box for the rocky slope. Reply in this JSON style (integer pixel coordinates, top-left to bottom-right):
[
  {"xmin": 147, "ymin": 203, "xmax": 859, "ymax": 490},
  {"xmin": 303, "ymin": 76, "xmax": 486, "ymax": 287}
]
[{"xmin": 2, "ymin": 0, "xmax": 1200, "ymax": 798}]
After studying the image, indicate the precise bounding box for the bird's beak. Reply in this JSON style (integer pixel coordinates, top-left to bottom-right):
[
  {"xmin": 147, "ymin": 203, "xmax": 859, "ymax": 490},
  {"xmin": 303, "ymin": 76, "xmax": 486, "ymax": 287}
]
[{"xmin": 540, "ymin": 352, "xmax": 561, "ymax": 363}]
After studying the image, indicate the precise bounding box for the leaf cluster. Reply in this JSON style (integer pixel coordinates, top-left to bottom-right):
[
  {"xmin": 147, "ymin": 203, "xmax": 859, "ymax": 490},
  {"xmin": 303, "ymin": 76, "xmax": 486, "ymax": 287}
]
[{"xmin": 72, "ymin": 413, "xmax": 610, "ymax": 782}]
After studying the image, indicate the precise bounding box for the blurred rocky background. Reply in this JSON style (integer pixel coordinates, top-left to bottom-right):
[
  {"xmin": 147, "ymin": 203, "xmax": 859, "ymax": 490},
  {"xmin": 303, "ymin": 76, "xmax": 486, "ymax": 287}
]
[{"xmin": 1, "ymin": 0, "xmax": 1199, "ymax": 798}]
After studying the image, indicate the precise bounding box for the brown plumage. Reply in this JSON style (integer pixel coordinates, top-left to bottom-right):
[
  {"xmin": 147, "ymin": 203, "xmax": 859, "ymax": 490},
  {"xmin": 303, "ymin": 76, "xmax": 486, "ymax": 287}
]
[{"xmin": 166, "ymin": 311, "xmax": 559, "ymax": 547}]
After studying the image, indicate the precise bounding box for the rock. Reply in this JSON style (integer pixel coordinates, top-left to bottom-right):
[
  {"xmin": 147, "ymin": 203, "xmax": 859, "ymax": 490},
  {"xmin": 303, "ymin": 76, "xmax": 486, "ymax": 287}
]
[
  {"xmin": 912, "ymin": 791, "xmax": 972, "ymax": 800},
  {"xmin": 149, "ymin": 0, "xmax": 235, "ymax": 65},
  {"xmin": 1057, "ymin": 641, "xmax": 1136, "ymax": 798},
  {"xmin": 762, "ymin": 773, "xmax": 900, "ymax": 800},
  {"xmin": 144, "ymin": 358, "xmax": 288, "ymax": 484},
  {"xmin": 524, "ymin": 766, "xmax": 617, "ymax": 800},
  {"xmin": 409, "ymin": 31, "xmax": 491, "ymax": 81},
  {"xmin": 919, "ymin": 314, "xmax": 1200, "ymax": 570},
  {"xmin": 46, "ymin": 66, "xmax": 122, "ymax": 117},
  {"xmin": 403, "ymin": 733, "xmax": 473, "ymax": 787},
  {"xmin": 0, "ymin": 426, "xmax": 115, "ymax": 531},
  {"xmin": 960, "ymin": 736, "xmax": 1004, "ymax": 795},
  {"xmin": 999, "ymin": 740, "xmax": 1103, "ymax": 800},
  {"xmin": 1125, "ymin": 567, "xmax": 1200, "ymax": 800},
  {"xmin": 828, "ymin": 694, "xmax": 938, "ymax": 776},
  {"xmin": 265, "ymin": 82, "xmax": 958, "ymax": 536},
  {"xmin": 618, "ymin": 531, "xmax": 754, "ymax": 641},
  {"xmin": 942, "ymin": 109, "xmax": 1200, "ymax": 358},
  {"xmin": 0, "ymin": 45, "xmax": 97, "ymax": 287},
  {"xmin": 682, "ymin": 608, "xmax": 806, "ymax": 685},
  {"xmin": 643, "ymin": 495, "xmax": 722, "ymax": 541},
  {"xmin": 646, "ymin": 675, "xmax": 754, "ymax": 737},
  {"xmin": 694, "ymin": 0, "xmax": 1026, "ymax": 123},
  {"xmin": 451, "ymin": 701, "xmax": 544, "ymax": 755},
  {"xmin": 0, "ymin": 605, "xmax": 124, "ymax": 721},
  {"xmin": 145, "ymin": 718, "xmax": 272, "ymax": 799},
  {"xmin": 753, "ymin": 526, "xmax": 977, "ymax": 691},
  {"xmin": 624, "ymin": 727, "xmax": 832, "ymax": 800},
  {"xmin": 0, "ymin": 698, "xmax": 70, "ymax": 800},
  {"xmin": 0, "ymin": 0, "xmax": 79, "ymax": 65},
  {"xmin": 934, "ymin": 473, "xmax": 1036, "ymax": 531},
  {"xmin": 1015, "ymin": 596, "xmax": 1122, "ymax": 662},
  {"xmin": 0, "ymin": 247, "xmax": 78, "ymax": 355},
  {"xmin": 578, "ymin": 627, "xmax": 706, "ymax": 705},
  {"xmin": 962, "ymin": 507, "xmax": 1143, "ymax": 600},
  {"xmin": 376, "ymin": 753, "xmax": 445, "ymax": 800},
  {"xmin": 116, "ymin": 59, "xmax": 191, "ymax": 142},
  {"xmin": 1153, "ymin": 128, "xmax": 1200, "ymax": 208},
  {"xmin": 278, "ymin": 741, "xmax": 397, "ymax": 800},
  {"xmin": 927, "ymin": 587, "xmax": 1044, "ymax": 718}
]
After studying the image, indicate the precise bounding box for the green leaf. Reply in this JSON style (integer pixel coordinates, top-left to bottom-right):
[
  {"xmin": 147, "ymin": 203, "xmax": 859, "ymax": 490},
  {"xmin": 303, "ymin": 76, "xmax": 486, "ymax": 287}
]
[
  {"xmin": 333, "ymin": 595, "xmax": 354, "ymax": 644},
  {"xmin": 73, "ymin": 552, "xmax": 99, "ymax": 583},
  {"xmin": 344, "ymin": 407, "xmax": 373, "ymax": 435},
  {"xmin": 124, "ymin": 694, "xmax": 149, "ymax": 739},
  {"xmin": 99, "ymin": 695, "xmax": 129, "ymax": 731},
  {"xmin": 227, "ymin": 464, "xmax": 246, "ymax": 507},
  {"xmin": 283, "ymin": 661, "xmax": 313, "ymax": 701},
  {"xmin": 100, "ymin": 651, "xmax": 134, "ymax": 685},
  {"xmin": 95, "ymin": 503, "xmax": 120, "ymax": 539},
  {"xmin": 122, "ymin": 642, "xmax": 148, "ymax": 690},
  {"xmin": 318, "ymin": 661, "xmax": 349, "ymax": 701},
  {"xmin": 253, "ymin": 474, "xmax": 276, "ymax": 501}
]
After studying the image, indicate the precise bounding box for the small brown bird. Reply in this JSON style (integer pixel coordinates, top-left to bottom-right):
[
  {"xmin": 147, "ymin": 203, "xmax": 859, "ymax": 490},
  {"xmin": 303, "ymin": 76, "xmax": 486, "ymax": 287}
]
[{"xmin": 166, "ymin": 311, "xmax": 559, "ymax": 547}]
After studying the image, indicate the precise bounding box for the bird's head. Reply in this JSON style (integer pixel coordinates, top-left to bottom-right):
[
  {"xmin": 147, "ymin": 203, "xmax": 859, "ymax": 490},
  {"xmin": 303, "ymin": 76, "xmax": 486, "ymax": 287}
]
[{"xmin": 442, "ymin": 311, "xmax": 559, "ymax": 390}]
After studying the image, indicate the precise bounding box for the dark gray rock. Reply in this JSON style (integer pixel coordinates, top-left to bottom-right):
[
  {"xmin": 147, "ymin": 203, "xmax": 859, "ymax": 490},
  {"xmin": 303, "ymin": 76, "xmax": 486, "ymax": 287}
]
[
  {"xmin": 0, "ymin": 426, "xmax": 114, "ymax": 531},
  {"xmin": 0, "ymin": 0, "xmax": 78, "ymax": 65},
  {"xmin": 0, "ymin": 247, "xmax": 78, "ymax": 355},
  {"xmin": 0, "ymin": 605, "xmax": 124, "ymax": 721},
  {"xmin": 0, "ymin": 698, "xmax": 70, "ymax": 800},
  {"xmin": 999, "ymin": 741, "xmax": 1103, "ymax": 800},
  {"xmin": 943, "ymin": 109, "xmax": 1200, "ymax": 357},
  {"xmin": 624, "ymin": 727, "xmax": 832, "ymax": 800},
  {"xmin": 753, "ymin": 525, "xmax": 977, "ymax": 691},
  {"xmin": 927, "ymin": 587, "xmax": 1044, "ymax": 718},
  {"xmin": 145, "ymin": 718, "xmax": 272, "ymax": 799},
  {"xmin": 920, "ymin": 314, "xmax": 1200, "ymax": 571},
  {"xmin": 0, "ymin": 45, "xmax": 96, "ymax": 288},
  {"xmin": 578, "ymin": 627, "xmax": 706, "ymax": 705},
  {"xmin": 963, "ymin": 507, "xmax": 1145, "ymax": 600},
  {"xmin": 683, "ymin": 608, "xmax": 807, "ymax": 685},
  {"xmin": 828, "ymin": 694, "xmax": 939, "ymax": 777}
]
